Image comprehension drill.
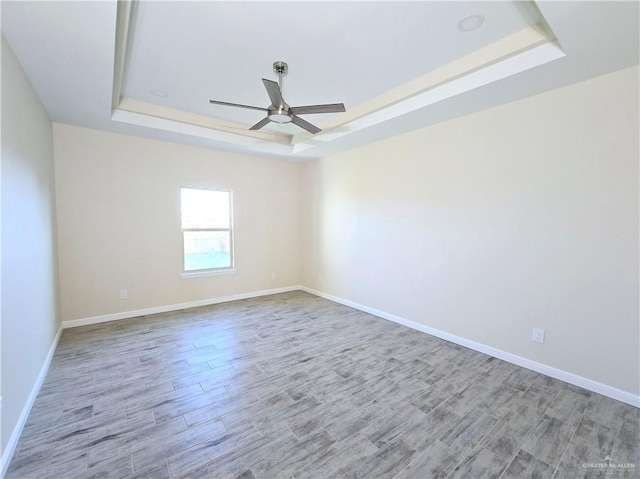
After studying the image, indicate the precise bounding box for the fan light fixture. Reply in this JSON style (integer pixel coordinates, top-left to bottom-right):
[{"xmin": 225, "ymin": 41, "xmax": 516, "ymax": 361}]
[{"xmin": 269, "ymin": 108, "xmax": 292, "ymax": 124}]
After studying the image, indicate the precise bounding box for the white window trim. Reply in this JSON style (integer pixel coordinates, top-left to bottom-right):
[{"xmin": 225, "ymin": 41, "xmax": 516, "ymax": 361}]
[
  {"xmin": 180, "ymin": 186, "xmax": 234, "ymax": 275},
  {"xmin": 181, "ymin": 268, "xmax": 236, "ymax": 279}
]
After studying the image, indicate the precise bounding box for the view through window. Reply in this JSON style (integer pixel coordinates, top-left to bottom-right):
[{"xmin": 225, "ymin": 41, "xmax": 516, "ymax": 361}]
[{"xmin": 181, "ymin": 187, "xmax": 233, "ymax": 272}]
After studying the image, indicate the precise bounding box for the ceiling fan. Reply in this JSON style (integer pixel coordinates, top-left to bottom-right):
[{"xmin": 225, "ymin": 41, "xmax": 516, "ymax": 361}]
[{"xmin": 209, "ymin": 61, "xmax": 346, "ymax": 134}]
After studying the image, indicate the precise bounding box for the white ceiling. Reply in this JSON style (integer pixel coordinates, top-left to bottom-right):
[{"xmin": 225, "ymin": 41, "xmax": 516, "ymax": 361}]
[{"xmin": 2, "ymin": 1, "xmax": 639, "ymax": 161}]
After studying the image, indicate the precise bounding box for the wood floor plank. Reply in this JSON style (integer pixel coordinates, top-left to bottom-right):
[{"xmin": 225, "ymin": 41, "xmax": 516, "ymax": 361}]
[
  {"xmin": 447, "ymin": 447, "xmax": 507, "ymax": 479},
  {"xmin": 521, "ymin": 415, "xmax": 577, "ymax": 468},
  {"xmin": 501, "ymin": 449, "xmax": 554, "ymax": 479},
  {"xmin": 166, "ymin": 424, "xmax": 260, "ymax": 478}
]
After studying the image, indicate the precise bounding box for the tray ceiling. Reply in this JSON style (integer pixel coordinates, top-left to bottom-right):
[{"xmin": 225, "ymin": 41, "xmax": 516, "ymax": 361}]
[{"xmin": 2, "ymin": 1, "xmax": 638, "ymax": 160}]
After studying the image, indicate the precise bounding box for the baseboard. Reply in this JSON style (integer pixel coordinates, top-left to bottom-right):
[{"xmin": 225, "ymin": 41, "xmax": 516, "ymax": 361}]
[
  {"xmin": 0, "ymin": 323, "xmax": 63, "ymax": 478},
  {"xmin": 57, "ymin": 284, "xmax": 640, "ymax": 407},
  {"xmin": 300, "ymin": 286, "xmax": 640, "ymax": 408},
  {"xmin": 62, "ymin": 286, "xmax": 301, "ymax": 329}
]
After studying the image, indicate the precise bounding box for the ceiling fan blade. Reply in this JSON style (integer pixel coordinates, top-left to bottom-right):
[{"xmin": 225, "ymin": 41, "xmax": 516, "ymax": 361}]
[
  {"xmin": 262, "ymin": 79, "xmax": 285, "ymax": 108},
  {"xmin": 209, "ymin": 100, "xmax": 268, "ymax": 112},
  {"xmin": 249, "ymin": 117, "xmax": 271, "ymax": 131},
  {"xmin": 291, "ymin": 115, "xmax": 321, "ymax": 134},
  {"xmin": 290, "ymin": 103, "xmax": 346, "ymax": 115}
]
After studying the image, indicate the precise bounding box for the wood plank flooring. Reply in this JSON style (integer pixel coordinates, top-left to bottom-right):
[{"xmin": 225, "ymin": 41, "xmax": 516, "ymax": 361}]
[{"xmin": 6, "ymin": 291, "xmax": 639, "ymax": 478}]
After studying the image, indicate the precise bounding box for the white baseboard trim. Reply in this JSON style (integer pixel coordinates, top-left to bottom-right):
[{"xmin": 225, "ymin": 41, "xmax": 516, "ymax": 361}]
[
  {"xmin": 57, "ymin": 284, "xmax": 640, "ymax": 407},
  {"xmin": 62, "ymin": 286, "xmax": 301, "ymax": 329},
  {"xmin": 1, "ymin": 323, "xmax": 63, "ymax": 478},
  {"xmin": 300, "ymin": 286, "xmax": 640, "ymax": 408}
]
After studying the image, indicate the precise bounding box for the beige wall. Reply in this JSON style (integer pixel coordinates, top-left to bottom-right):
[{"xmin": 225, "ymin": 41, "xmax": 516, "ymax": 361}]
[
  {"xmin": 53, "ymin": 124, "xmax": 302, "ymax": 321},
  {"xmin": 302, "ymin": 65, "xmax": 640, "ymax": 396},
  {"xmin": 1, "ymin": 36, "xmax": 60, "ymax": 454}
]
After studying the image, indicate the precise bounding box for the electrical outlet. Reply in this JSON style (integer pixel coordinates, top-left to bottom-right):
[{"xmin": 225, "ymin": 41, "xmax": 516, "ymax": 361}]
[
  {"xmin": 120, "ymin": 289, "xmax": 128, "ymax": 300},
  {"xmin": 271, "ymin": 272, "xmax": 277, "ymax": 280},
  {"xmin": 531, "ymin": 328, "xmax": 545, "ymax": 344}
]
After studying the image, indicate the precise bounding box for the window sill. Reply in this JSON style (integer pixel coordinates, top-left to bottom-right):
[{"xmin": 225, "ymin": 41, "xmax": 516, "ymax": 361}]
[{"xmin": 181, "ymin": 268, "xmax": 236, "ymax": 279}]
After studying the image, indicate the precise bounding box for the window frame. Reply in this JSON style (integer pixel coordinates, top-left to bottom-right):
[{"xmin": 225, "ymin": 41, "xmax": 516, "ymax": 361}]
[{"xmin": 180, "ymin": 186, "xmax": 235, "ymax": 278}]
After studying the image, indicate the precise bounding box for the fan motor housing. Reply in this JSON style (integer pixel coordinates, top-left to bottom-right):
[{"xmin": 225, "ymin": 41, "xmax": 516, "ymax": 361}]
[{"xmin": 273, "ymin": 61, "xmax": 288, "ymax": 76}]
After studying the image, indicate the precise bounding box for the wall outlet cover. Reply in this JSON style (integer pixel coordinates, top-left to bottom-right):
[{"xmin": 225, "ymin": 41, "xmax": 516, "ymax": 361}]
[{"xmin": 532, "ymin": 327, "xmax": 545, "ymax": 344}]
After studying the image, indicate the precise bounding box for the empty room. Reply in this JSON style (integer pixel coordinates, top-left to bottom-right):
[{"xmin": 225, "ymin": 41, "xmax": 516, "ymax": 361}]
[{"xmin": 1, "ymin": 1, "xmax": 639, "ymax": 478}]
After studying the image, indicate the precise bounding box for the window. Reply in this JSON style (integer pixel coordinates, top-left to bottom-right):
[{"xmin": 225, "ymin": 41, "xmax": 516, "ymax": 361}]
[{"xmin": 181, "ymin": 187, "xmax": 233, "ymax": 273}]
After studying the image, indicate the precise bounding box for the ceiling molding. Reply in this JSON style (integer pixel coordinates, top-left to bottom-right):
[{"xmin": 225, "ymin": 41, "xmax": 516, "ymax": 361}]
[
  {"xmin": 112, "ymin": 0, "xmax": 133, "ymax": 111},
  {"xmin": 111, "ymin": 108, "xmax": 295, "ymax": 155},
  {"xmin": 293, "ymin": 25, "xmax": 562, "ymax": 150},
  {"xmin": 117, "ymin": 98, "xmax": 292, "ymax": 145},
  {"xmin": 295, "ymin": 24, "xmax": 555, "ymax": 139},
  {"xmin": 293, "ymin": 34, "xmax": 565, "ymax": 154}
]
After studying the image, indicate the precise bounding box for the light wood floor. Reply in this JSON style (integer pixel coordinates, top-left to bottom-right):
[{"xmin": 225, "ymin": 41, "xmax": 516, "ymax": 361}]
[{"xmin": 6, "ymin": 291, "xmax": 639, "ymax": 479}]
